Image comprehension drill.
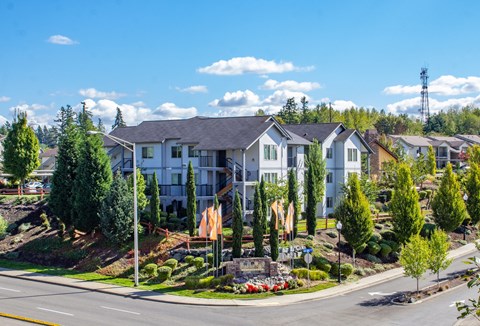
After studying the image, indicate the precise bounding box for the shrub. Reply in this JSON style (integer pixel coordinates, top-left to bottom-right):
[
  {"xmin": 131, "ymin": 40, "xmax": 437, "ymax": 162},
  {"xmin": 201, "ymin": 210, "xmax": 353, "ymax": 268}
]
[
  {"xmin": 326, "ymin": 231, "xmax": 338, "ymax": 238},
  {"xmin": 206, "ymin": 253, "xmax": 214, "ymax": 266},
  {"xmin": 210, "ymin": 274, "xmax": 234, "ymax": 287},
  {"xmin": 163, "ymin": 258, "xmax": 178, "ymax": 271},
  {"xmin": 314, "ymin": 256, "xmax": 332, "ymax": 273},
  {"xmin": 374, "ymin": 202, "xmax": 384, "ymax": 212},
  {"xmin": 0, "ymin": 216, "xmax": 8, "ymax": 237},
  {"xmin": 309, "ymin": 270, "xmax": 328, "ymax": 281},
  {"xmin": 364, "ymin": 253, "xmax": 382, "ymax": 263},
  {"xmin": 354, "ymin": 268, "xmax": 366, "ymax": 276},
  {"xmin": 341, "ymin": 263, "xmax": 354, "ymax": 277},
  {"xmin": 157, "ymin": 266, "xmax": 172, "ymax": 282},
  {"xmin": 291, "ymin": 268, "xmax": 309, "ymax": 279},
  {"xmin": 297, "ymin": 279, "xmax": 305, "ymax": 287},
  {"xmin": 367, "ymin": 241, "xmax": 381, "ymax": 255},
  {"xmin": 184, "ymin": 255, "xmax": 195, "ymax": 265},
  {"xmin": 384, "ymin": 189, "xmax": 393, "ymax": 201},
  {"xmin": 185, "ymin": 276, "xmax": 214, "ymax": 289},
  {"xmin": 356, "ymin": 243, "xmax": 368, "ymax": 254},
  {"xmin": 18, "ymin": 223, "xmax": 31, "ymax": 233},
  {"xmin": 323, "ymin": 242, "xmax": 335, "ymax": 250},
  {"xmin": 382, "ymin": 240, "xmax": 400, "ymax": 252},
  {"xmin": 425, "ymin": 189, "xmax": 432, "ymax": 198},
  {"xmin": 193, "ymin": 257, "xmax": 205, "ymax": 269},
  {"xmin": 379, "ymin": 243, "xmax": 392, "ymax": 257},
  {"xmin": 374, "ymin": 223, "xmax": 383, "ymax": 230},
  {"xmin": 143, "ymin": 263, "xmax": 158, "ymax": 277},
  {"xmin": 306, "ymin": 235, "xmax": 314, "ymax": 241},
  {"xmin": 57, "ymin": 221, "xmax": 65, "ymax": 237},
  {"xmin": 418, "ymin": 191, "xmax": 427, "ymax": 200},
  {"xmin": 369, "ymin": 233, "xmax": 382, "ymax": 243},
  {"xmin": 6, "ymin": 222, "xmax": 17, "ymax": 234},
  {"xmin": 380, "ymin": 229, "xmax": 397, "ymax": 241},
  {"xmin": 420, "ymin": 223, "xmax": 436, "ymax": 239}
]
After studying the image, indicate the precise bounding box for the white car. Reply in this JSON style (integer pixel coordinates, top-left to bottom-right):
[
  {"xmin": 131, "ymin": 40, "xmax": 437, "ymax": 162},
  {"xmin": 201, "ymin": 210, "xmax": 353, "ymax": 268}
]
[{"xmin": 24, "ymin": 181, "xmax": 43, "ymax": 190}]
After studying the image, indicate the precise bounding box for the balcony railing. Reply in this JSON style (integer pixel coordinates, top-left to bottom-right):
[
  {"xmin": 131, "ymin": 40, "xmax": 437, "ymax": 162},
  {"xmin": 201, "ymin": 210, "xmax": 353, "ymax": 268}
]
[
  {"xmin": 159, "ymin": 184, "xmax": 213, "ymax": 197},
  {"xmin": 199, "ymin": 156, "xmax": 213, "ymax": 167}
]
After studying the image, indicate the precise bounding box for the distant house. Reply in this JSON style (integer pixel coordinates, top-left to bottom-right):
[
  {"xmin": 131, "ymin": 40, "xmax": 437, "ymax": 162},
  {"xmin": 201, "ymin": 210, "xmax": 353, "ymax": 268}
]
[
  {"xmin": 364, "ymin": 130, "xmax": 398, "ymax": 181},
  {"xmin": 38, "ymin": 147, "xmax": 58, "ymax": 171},
  {"xmin": 455, "ymin": 134, "xmax": 480, "ymax": 146}
]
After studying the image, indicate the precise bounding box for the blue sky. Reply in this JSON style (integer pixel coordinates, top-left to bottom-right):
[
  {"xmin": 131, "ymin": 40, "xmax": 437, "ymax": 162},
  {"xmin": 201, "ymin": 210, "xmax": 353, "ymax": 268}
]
[{"xmin": 1, "ymin": 0, "xmax": 480, "ymax": 129}]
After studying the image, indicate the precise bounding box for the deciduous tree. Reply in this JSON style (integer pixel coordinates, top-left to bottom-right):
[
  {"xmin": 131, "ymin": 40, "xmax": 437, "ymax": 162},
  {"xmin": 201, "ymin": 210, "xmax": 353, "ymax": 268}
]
[
  {"xmin": 400, "ymin": 234, "xmax": 430, "ymax": 294},
  {"xmin": 427, "ymin": 229, "xmax": 452, "ymax": 286}
]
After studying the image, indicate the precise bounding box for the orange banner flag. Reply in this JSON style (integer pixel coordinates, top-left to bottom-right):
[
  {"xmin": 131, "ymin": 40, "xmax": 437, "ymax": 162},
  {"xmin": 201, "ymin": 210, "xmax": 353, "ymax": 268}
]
[
  {"xmin": 216, "ymin": 204, "xmax": 223, "ymax": 235},
  {"xmin": 198, "ymin": 209, "xmax": 207, "ymax": 238}
]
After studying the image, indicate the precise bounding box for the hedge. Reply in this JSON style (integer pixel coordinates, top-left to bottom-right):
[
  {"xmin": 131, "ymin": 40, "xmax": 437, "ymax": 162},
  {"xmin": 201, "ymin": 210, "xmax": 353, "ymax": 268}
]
[
  {"xmin": 143, "ymin": 263, "xmax": 158, "ymax": 277},
  {"xmin": 163, "ymin": 258, "xmax": 178, "ymax": 271},
  {"xmin": 157, "ymin": 266, "xmax": 172, "ymax": 282}
]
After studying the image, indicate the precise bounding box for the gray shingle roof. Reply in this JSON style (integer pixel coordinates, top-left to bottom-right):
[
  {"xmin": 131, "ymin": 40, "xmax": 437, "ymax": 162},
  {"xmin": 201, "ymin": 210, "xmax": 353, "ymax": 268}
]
[
  {"xmin": 107, "ymin": 116, "xmax": 291, "ymax": 150},
  {"xmin": 391, "ymin": 135, "xmax": 432, "ymax": 147},
  {"xmin": 284, "ymin": 123, "xmax": 342, "ymax": 143},
  {"xmin": 287, "ymin": 130, "xmax": 312, "ymax": 145},
  {"xmin": 455, "ymin": 134, "xmax": 480, "ymax": 144}
]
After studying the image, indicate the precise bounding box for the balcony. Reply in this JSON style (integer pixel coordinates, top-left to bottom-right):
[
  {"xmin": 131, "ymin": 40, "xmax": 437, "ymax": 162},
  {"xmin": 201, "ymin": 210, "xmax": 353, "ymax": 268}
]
[
  {"xmin": 159, "ymin": 184, "xmax": 213, "ymax": 197},
  {"xmin": 288, "ymin": 157, "xmax": 297, "ymax": 168}
]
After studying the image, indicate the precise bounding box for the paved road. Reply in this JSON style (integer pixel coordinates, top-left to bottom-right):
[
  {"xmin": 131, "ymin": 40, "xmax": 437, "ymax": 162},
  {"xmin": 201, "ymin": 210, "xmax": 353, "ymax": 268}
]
[{"xmin": 0, "ymin": 253, "xmax": 477, "ymax": 326}]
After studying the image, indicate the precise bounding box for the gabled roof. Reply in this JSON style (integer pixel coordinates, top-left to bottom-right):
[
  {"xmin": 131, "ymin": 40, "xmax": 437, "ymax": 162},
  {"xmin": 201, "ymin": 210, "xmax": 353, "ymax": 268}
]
[
  {"xmin": 39, "ymin": 147, "xmax": 58, "ymax": 158},
  {"xmin": 283, "ymin": 123, "xmax": 343, "ymax": 143},
  {"xmin": 369, "ymin": 139, "xmax": 398, "ymax": 161},
  {"xmin": 455, "ymin": 134, "xmax": 480, "ymax": 145},
  {"xmin": 334, "ymin": 129, "xmax": 374, "ymax": 154},
  {"xmin": 390, "ymin": 135, "xmax": 432, "ymax": 147},
  {"xmin": 286, "ymin": 130, "xmax": 312, "ymax": 146},
  {"xmin": 107, "ymin": 116, "xmax": 291, "ymax": 151}
]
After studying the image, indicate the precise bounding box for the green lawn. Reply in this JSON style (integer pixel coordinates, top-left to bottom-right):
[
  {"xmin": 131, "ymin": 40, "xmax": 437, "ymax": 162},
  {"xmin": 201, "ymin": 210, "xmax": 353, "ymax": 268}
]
[{"xmin": 0, "ymin": 259, "xmax": 337, "ymax": 299}]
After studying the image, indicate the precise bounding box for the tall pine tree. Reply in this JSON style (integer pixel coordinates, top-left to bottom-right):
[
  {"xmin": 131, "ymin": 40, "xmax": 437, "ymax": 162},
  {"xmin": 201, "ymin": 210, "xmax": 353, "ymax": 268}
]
[
  {"xmin": 305, "ymin": 139, "xmax": 326, "ymax": 235},
  {"xmin": 259, "ymin": 176, "xmax": 268, "ymax": 233},
  {"xmin": 334, "ymin": 173, "xmax": 373, "ymax": 265},
  {"xmin": 269, "ymin": 200, "xmax": 279, "ymax": 261},
  {"xmin": 253, "ymin": 183, "xmax": 264, "ymax": 257},
  {"xmin": 288, "ymin": 168, "xmax": 300, "ymax": 238},
  {"xmin": 150, "ymin": 171, "xmax": 161, "ymax": 230},
  {"xmin": 50, "ymin": 106, "xmax": 80, "ymax": 225},
  {"xmin": 432, "ymin": 163, "xmax": 468, "ymax": 232},
  {"xmin": 73, "ymin": 108, "xmax": 112, "ymax": 232},
  {"xmin": 186, "ymin": 161, "xmax": 196, "ymax": 236},
  {"xmin": 2, "ymin": 111, "xmax": 40, "ymax": 188},
  {"xmin": 112, "ymin": 107, "xmax": 127, "ymax": 130},
  {"xmin": 232, "ymin": 190, "xmax": 243, "ymax": 258},
  {"xmin": 100, "ymin": 171, "xmax": 134, "ymax": 244},
  {"xmin": 390, "ymin": 163, "xmax": 424, "ymax": 244}
]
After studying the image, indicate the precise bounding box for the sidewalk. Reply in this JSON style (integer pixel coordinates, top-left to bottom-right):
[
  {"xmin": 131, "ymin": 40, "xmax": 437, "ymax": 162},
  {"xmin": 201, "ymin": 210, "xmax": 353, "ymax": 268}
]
[{"xmin": 0, "ymin": 243, "xmax": 476, "ymax": 307}]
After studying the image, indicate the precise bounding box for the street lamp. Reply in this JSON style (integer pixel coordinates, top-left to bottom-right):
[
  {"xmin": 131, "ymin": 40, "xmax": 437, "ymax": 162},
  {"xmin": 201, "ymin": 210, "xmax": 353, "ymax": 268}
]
[
  {"xmin": 87, "ymin": 130, "xmax": 139, "ymax": 287},
  {"xmin": 336, "ymin": 221, "xmax": 342, "ymax": 283},
  {"xmin": 463, "ymin": 193, "xmax": 469, "ymax": 241}
]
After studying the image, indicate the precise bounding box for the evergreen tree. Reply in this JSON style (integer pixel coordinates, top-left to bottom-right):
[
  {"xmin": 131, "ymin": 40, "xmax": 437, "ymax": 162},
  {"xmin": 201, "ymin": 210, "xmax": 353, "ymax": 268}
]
[
  {"xmin": 400, "ymin": 234, "xmax": 430, "ymax": 294},
  {"xmin": 35, "ymin": 126, "xmax": 44, "ymax": 144},
  {"xmin": 50, "ymin": 106, "xmax": 80, "ymax": 225},
  {"xmin": 128, "ymin": 168, "xmax": 148, "ymax": 211},
  {"xmin": 253, "ymin": 183, "xmax": 264, "ymax": 257},
  {"xmin": 232, "ymin": 190, "xmax": 243, "ymax": 258},
  {"xmin": 427, "ymin": 229, "xmax": 452, "ymax": 285},
  {"xmin": 277, "ymin": 97, "xmax": 300, "ymax": 124},
  {"xmin": 467, "ymin": 145, "xmax": 480, "ymax": 165},
  {"xmin": 334, "ymin": 173, "xmax": 373, "ymax": 265},
  {"xmin": 259, "ymin": 176, "xmax": 268, "ymax": 234},
  {"xmin": 149, "ymin": 171, "xmax": 160, "ymax": 230},
  {"xmin": 269, "ymin": 200, "xmax": 279, "ymax": 261},
  {"xmin": 427, "ymin": 145, "xmax": 436, "ymax": 176},
  {"xmin": 390, "ymin": 163, "xmax": 424, "ymax": 244},
  {"xmin": 288, "ymin": 168, "xmax": 300, "ymax": 238},
  {"xmin": 465, "ymin": 163, "xmax": 480, "ymax": 224},
  {"xmin": 305, "ymin": 139, "xmax": 326, "ymax": 235},
  {"xmin": 100, "ymin": 172, "xmax": 134, "ymax": 244},
  {"xmin": 432, "ymin": 163, "xmax": 468, "ymax": 232},
  {"xmin": 186, "ymin": 161, "xmax": 196, "ymax": 236},
  {"xmin": 2, "ymin": 111, "xmax": 40, "ymax": 188},
  {"xmin": 73, "ymin": 112, "xmax": 112, "ymax": 232},
  {"xmin": 97, "ymin": 118, "xmax": 106, "ymax": 133},
  {"xmin": 112, "ymin": 107, "xmax": 127, "ymax": 130}
]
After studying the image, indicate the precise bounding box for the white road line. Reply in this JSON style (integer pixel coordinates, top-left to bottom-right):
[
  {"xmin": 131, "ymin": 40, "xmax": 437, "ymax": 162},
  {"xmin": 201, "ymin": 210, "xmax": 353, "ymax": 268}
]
[
  {"xmin": 0, "ymin": 286, "xmax": 21, "ymax": 292},
  {"xmin": 101, "ymin": 306, "xmax": 141, "ymax": 315},
  {"xmin": 450, "ymin": 300, "xmax": 465, "ymax": 307},
  {"xmin": 37, "ymin": 307, "xmax": 74, "ymax": 316}
]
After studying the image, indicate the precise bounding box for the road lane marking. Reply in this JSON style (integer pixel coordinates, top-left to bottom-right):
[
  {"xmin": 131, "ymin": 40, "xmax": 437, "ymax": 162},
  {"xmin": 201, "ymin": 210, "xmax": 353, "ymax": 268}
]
[
  {"xmin": 37, "ymin": 307, "xmax": 74, "ymax": 316},
  {"xmin": 368, "ymin": 291, "xmax": 397, "ymax": 296},
  {"xmin": 450, "ymin": 300, "xmax": 465, "ymax": 307},
  {"xmin": 0, "ymin": 312, "xmax": 59, "ymax": 326},
  {"xmin": 101, "ymin": 306, "xmax": 140, "ymax": 315},
  {"xmin": 0, "ymin": 286, "xmax": 21, "ymax": 292}
]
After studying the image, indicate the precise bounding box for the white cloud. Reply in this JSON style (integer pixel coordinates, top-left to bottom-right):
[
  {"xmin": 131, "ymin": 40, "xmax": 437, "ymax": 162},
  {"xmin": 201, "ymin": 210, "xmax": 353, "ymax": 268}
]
[
  {"xmin": 384, "ymin": 75, "xmax": 480, "ymax": 96},
  {"xmin": 331, "ymin": 100, "xmax": 357, "ymax": 112},
  {"xmin": 0, "ymin": 115, "xmax": 7, "ymax": 125},
  {"xmin": 176, "ymin": 85, "xmax": 208, "ymax": 94},
  {"xmin": 261, "ymin": 79, "xmax": 321, "ymax": 92},
  {"xmin": 47, "ymin": 35, "xmax": 78, "ymax": 45},
  {"xmin": 262, "ymin": 90, "xmax": 310, "ymax": 106},
  {"xmin": 386, "ymin": 95, "xmax": 480, "ymax": 115},
  {"xmin": 198, "ymin": 56, "xmax": 312, "ymax": 75},
  {"xmin": 209, "ymin": 90, "xmax": 260, "ymax": 107},
  {"xmin": 152, "ymin": 103, "xmax": 197, "ymax": 119},
  {"xmin": 0, "ymin": 96, "xmax": 11, "ymax": 103},
  {"xmin": 79, "ymin": 88, "xmax": 126, "ymax": 100},
  {"xmin": 7, "ymin": 103, "xmax": 54, "ymax": 127}
]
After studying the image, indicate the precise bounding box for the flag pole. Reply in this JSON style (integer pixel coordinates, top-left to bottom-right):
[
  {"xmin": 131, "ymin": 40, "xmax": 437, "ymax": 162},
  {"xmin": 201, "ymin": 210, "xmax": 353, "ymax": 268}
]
[{"xmin": 205, "ymin": 207, "xmax": 208, "ymax": 275}]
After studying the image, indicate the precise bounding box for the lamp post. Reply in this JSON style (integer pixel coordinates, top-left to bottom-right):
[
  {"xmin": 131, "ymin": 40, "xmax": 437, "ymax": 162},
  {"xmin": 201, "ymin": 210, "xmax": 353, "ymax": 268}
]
[
  {"xmin": 87, "ymin": 130, "xmax": 139, "ymax": 287},
  {"xmin": 463, "ymin": 193, "xmax": 468, "ymax": 241},
  {"xmin": 336, "ymin": 221, "xmax": 342, "ymax": 283}
]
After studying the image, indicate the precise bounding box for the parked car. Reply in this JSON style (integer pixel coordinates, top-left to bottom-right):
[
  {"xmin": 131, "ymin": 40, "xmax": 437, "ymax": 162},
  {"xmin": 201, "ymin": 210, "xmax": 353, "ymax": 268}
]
[{"xmin": 25, "ymin": 181, "xmax": 43, "ymax": 189}]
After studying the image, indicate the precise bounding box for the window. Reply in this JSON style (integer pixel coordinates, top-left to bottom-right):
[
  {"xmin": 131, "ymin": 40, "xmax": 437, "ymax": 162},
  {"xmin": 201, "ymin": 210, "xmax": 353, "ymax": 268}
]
[
  {"xmin": 171, "ymin": 146, "xmax": 182, "ymax": 158},
  {"xmin": 264, "ymin": 144, "xmax": 278, "ymax": 160},
  {"xmin": 263, "ymin": 172, "xmax": 278, "ymax": 184},
  {"xmin": 326, "ymin": 197, "xmax": 334, "ymax": 208},
  {"xmin": 194, "ymin": 173, "xmax": 200, "ymax": 184},
  {"xmin": 347, "ymin": 148, "xmax": 358, "ymax": 162},
  {"xmin": 142, "ymin": 146, "xmax": 154, "ymax": 159},
  {"xmin": 188, "ymin": 146, "xmax": 199, "ymax": 158},
  {"xmin": 326, "ymin": 172, "xmax": 333, "ymax": 183},
  {"xmin": 171, "ymin": 173, "xmax": 182, "ymax": 185},
  {"xmin": 326, "ymin": 147, "xmax": 333, "ymax": 159}
]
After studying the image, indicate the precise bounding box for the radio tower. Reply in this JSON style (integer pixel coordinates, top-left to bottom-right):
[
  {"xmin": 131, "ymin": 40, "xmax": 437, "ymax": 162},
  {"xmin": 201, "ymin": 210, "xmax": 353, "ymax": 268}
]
[{"xmin": 420, "ymin": 67, "xmax": 430, "ymax": 123}]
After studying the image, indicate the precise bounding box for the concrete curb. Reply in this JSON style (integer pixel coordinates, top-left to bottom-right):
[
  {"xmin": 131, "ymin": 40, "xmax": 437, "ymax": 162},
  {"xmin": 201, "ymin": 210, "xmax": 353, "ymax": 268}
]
[{"xmin": 0, "ymin": 243, "xmax": 477, "ymax": 307}]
